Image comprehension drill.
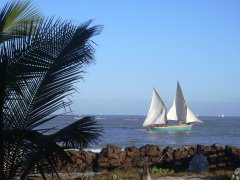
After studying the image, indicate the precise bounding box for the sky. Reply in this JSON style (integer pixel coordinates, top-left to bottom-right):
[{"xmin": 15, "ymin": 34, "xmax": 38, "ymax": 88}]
[{"xmin": 2, "ymin": 0, "xmax": 240, "ymax": 116}]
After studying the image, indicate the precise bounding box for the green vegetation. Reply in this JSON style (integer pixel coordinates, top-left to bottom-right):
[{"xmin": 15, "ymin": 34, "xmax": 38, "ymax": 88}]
[
  {"xmin": 93, "ymin": 168, "xmax": 141, "ymax": 180},
  {"xmin": 0, "ymin": 0, "xmax": 42, "ymax": 43},
  {"xmin": 150, "ymin": 166, "xmax": 175, "ymax": 175},
  {"xmin": 0, "ymin": 0, "xmax": 102, "ymax": 179}
]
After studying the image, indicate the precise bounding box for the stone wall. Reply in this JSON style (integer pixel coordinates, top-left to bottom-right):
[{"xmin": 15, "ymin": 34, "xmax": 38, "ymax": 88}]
[{"xmin": 57, "ymin": 144, "xmax": 240, "ymax": 172}]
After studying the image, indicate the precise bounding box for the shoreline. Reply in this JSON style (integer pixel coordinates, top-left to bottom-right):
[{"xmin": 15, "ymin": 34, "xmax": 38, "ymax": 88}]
[
  {"xmin": 56, "ymin": 143, "xmax": 240, "ymax": 174},
  {"xmin": 81, "ymin": 143, "xmax": 240, "ymax": 153}
]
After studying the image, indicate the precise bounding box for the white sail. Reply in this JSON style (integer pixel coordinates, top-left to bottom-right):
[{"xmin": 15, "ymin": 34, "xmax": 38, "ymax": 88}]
[
  {"xmin": 143, "ymin": 89, "xmax": 167, "ymax": 127},
  {"xmin": 186, "ymin": 107, "xmax": 203, "ymax": 123},
  {"xmin": 167, "ymin": 81, "xmax": 187, "ymax": 122},
  {"xmin": 153, "ymin": 106, "xmax": 167, "ymax": 125},
  {"xmin": 167, "ymin": 81, "xmax": 202, "ymax": 124},
  {"xmin": 167, "ymin": 98, "xmax": 178, "ymax": 121}
]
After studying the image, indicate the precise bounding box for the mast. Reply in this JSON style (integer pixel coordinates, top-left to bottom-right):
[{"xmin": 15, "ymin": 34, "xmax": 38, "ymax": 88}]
[{"xmin": 143, "ymin": 89, "xmax": 167, "ymax": 127}]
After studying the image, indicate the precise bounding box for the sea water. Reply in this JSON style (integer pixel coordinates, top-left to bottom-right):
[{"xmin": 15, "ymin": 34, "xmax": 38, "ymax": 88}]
[{"xmin": 40, "ymin": 115, "xmax": 240, "ymax": 151}]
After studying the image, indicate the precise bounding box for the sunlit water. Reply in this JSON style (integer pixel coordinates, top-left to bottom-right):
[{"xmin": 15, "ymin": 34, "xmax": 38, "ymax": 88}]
[{"xmin": 40, "ymin": 115, "xmax": 240, "ymax": 150}]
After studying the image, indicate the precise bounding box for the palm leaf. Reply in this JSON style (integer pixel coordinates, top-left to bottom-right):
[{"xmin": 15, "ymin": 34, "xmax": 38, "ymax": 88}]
[
  {"xmin": 53, "ymin": 116, "xmax": 102, "ymax": 149},
  {"xmin": 0, "ymin": 0, "xmax": 42, "ymax": 42}
]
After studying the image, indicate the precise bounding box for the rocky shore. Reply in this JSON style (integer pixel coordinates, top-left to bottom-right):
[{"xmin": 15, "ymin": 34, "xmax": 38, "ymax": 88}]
[{"xmin": 56, "ymin": 144, "xmax": 240, "ymax": 173}]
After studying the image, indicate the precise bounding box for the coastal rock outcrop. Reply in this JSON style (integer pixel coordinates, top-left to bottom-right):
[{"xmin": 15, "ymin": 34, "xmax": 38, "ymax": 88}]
[
  {"xmin": 55, "ymin": 144, "xmax": 240, "ymax": 173},
  {"xmin": 56, "ymin": 150, "xmax": 97, "ymax": 172},
  {"xmin": 98, "ymin": 144, "xmax": 123, "ymax": 169}
]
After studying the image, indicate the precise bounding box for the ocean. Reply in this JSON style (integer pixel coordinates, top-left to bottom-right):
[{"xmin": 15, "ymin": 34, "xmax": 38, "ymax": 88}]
[{"xmin": 41, "ymin": 115, "xmax": 240, "ymax": 151}]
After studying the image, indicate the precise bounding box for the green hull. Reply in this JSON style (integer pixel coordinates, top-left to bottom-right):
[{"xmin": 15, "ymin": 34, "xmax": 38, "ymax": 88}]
[{"xmin": 149, "ymin": 124, "xmax": 192, "ymax": 131}]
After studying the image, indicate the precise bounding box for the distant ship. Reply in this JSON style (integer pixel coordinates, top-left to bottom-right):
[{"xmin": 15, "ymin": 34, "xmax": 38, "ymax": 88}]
[{"xmin": 143, "ymin": 81, "xmax": 203, "ymax": 131}]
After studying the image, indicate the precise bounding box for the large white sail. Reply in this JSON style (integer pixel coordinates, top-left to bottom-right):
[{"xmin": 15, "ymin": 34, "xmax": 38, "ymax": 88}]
[
  {"xmin": 186, "ymin": 107, "xmax": 203, "ymax": 123},
  {"xmin": 167, "ymin": 81, "xmax": 187, "ymax": 122},
  {"xmin": 167, "ymin": 81, "xmax": 202, "ymax": 124},
  {"xmin": 143, "ymin": 89, "xmax": 167, "ymax": 127}
]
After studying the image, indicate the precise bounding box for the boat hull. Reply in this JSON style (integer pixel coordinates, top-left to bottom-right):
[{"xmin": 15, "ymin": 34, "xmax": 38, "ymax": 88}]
[{"xmin": 149, "ymin": 124, "xmax": 192, "ymax": 131}]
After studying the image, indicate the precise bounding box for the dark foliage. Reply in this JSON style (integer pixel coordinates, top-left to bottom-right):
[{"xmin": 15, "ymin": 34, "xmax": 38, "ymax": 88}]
[{"xmin": 0, "ymin": 4, "xmax": 103, "ymax": 179}]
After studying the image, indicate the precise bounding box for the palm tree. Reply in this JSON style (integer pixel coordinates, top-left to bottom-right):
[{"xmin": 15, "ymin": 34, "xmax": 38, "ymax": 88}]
[
  {"xmin": 0, "ymin": 0, "xmax": 42, "ymax": 43},
  {"xmin": 0, "ymin": 1, "xmax": 102, "ymax": 179},
  {"xmin": 0, "ymin": 1, "xmax": 42, "ymax": 178}
]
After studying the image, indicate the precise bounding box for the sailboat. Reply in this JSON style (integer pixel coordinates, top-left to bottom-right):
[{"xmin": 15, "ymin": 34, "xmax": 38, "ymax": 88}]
[{"xmin": 143, "ymin": 82, "xmax": 202, "ymax": 131}]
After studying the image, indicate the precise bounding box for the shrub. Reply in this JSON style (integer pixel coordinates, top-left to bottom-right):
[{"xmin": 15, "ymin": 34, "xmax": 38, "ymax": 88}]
[{"xmin": 150, "ymin": 166, "xmax": 175, "ymax": 174}]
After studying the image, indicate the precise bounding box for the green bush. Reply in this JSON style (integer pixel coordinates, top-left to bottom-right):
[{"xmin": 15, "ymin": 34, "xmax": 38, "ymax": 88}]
[
  {"xmin": 111, "ymin": 174, "xmax": 119, "ymax": 180},
  {"xmin": 150, "ymin": 166, "xmax": 175, "ymax": 174}
]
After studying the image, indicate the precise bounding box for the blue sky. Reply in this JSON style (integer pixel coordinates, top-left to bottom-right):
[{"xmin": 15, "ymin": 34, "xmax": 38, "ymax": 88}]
[{"xmin": 2, "ymin": 0, "xmax": 240, "ymax": 116}]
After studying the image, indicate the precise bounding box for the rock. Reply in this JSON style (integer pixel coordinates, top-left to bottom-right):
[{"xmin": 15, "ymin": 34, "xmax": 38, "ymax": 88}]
[
  {"xmin": 231, "ymin": 168, "xmax": 240, "ymax": 180},
  {"xmin": 208, "ymin": 164, "xmax": 217, "ymax": 169},
  {"xmin": 212, "ymin": 143, "xmax": 224, "ymax": 151},
  {"xmin": 217, "ymin": 151, "xmax": 225, "ymax": 157},
  {"xmin": 203, "ymin": 146, "xmax": 213, "ymax": 155},
  {"xmin": 108, "ymin": 151, "xmax": 119, "ymax": 159},
  {"xmin": 98, "ymin": 156, "xmax": 109, "ymax": 168},
  {"xmin": 226, "ymin": 146, "xmax": 238, "ymax": 156},
  {"xmin": 53, "ymin": 144, "xmax": 240, "ymax": 173},
  {"xmin": 165, "ymin": 146, "xmax": 174, "ymax": 154},
  {"xmin": 188, "ymin": 150, "xmax": 209, "ymax": 173},
  {"xmin": 146, "ymin": 145, "xmax": 160, "ymax": 157},
  {"xmin": 76, "ymin": 158, "xmax": 83, "ymax": 165},
  {"xmin": 187, "ymin": 148, "xmax": 195, "ymax": 156},
  {"xmin": 217, "ymin": 162, "xmax": 226, "ymax": 168},
  {"xmin": 122, "ymin": 157, "xmax": 132, "ymax": 167},
  {"xmin": 174, "ymin": 150, "xmax": 182, "ymax": 160},
  {"xmin": 98, "ymin": 161, "xmax": 109, "ymax": 168},
  {"xmin": 126, "ymin": 150, "xmax": 135, "ymax": 157},
  {"xmin": 129, "ymin": 146, "xmax": 139, "ymax": 152},
  {"xmin": 118, "ymin": 151, "xmax": 126, "ymax": 162},
  {"xmin": 109, "ymin": 159, "xmax": 121, "ymax": 167},
  {"xmin": 180, "ymin": 150, "xmax": 189, "ymax": 159}
]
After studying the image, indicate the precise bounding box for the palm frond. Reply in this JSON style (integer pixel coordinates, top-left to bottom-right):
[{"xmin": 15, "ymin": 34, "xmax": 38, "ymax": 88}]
[
  {"xmin": 0, "ymin": 0, "xmax": 42, "ymax": 42},
  {"xmin": 1, "ymin": 19, "xmax": 102, "ymax": 129},
  {"xmin": 21, "ymin": 20, "xmax": 102, "ymax": 130},
  {"xmin": 53, "ymin": 116, "xmax": 102, "ymax": 149},
  {"xmin": 18, "ymin": 117, "xmax": 102, "ymax": 178}
]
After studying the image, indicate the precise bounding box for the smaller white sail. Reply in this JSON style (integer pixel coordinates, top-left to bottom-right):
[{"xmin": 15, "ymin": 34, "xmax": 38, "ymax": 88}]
[
  {"xmin": 186, "ymin": 107, "xmax": 203, "ymax": 123},
  {"xmin": 143, "ymin": 89, "xmax": 167, "ymax": 127},
  {"xmin": 167, "ymin": 98, "xmax": 178, "ymax": 121},
  {"xmin": 153, "ymin": 107, "xmax": 167, "ymax": 125}
]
